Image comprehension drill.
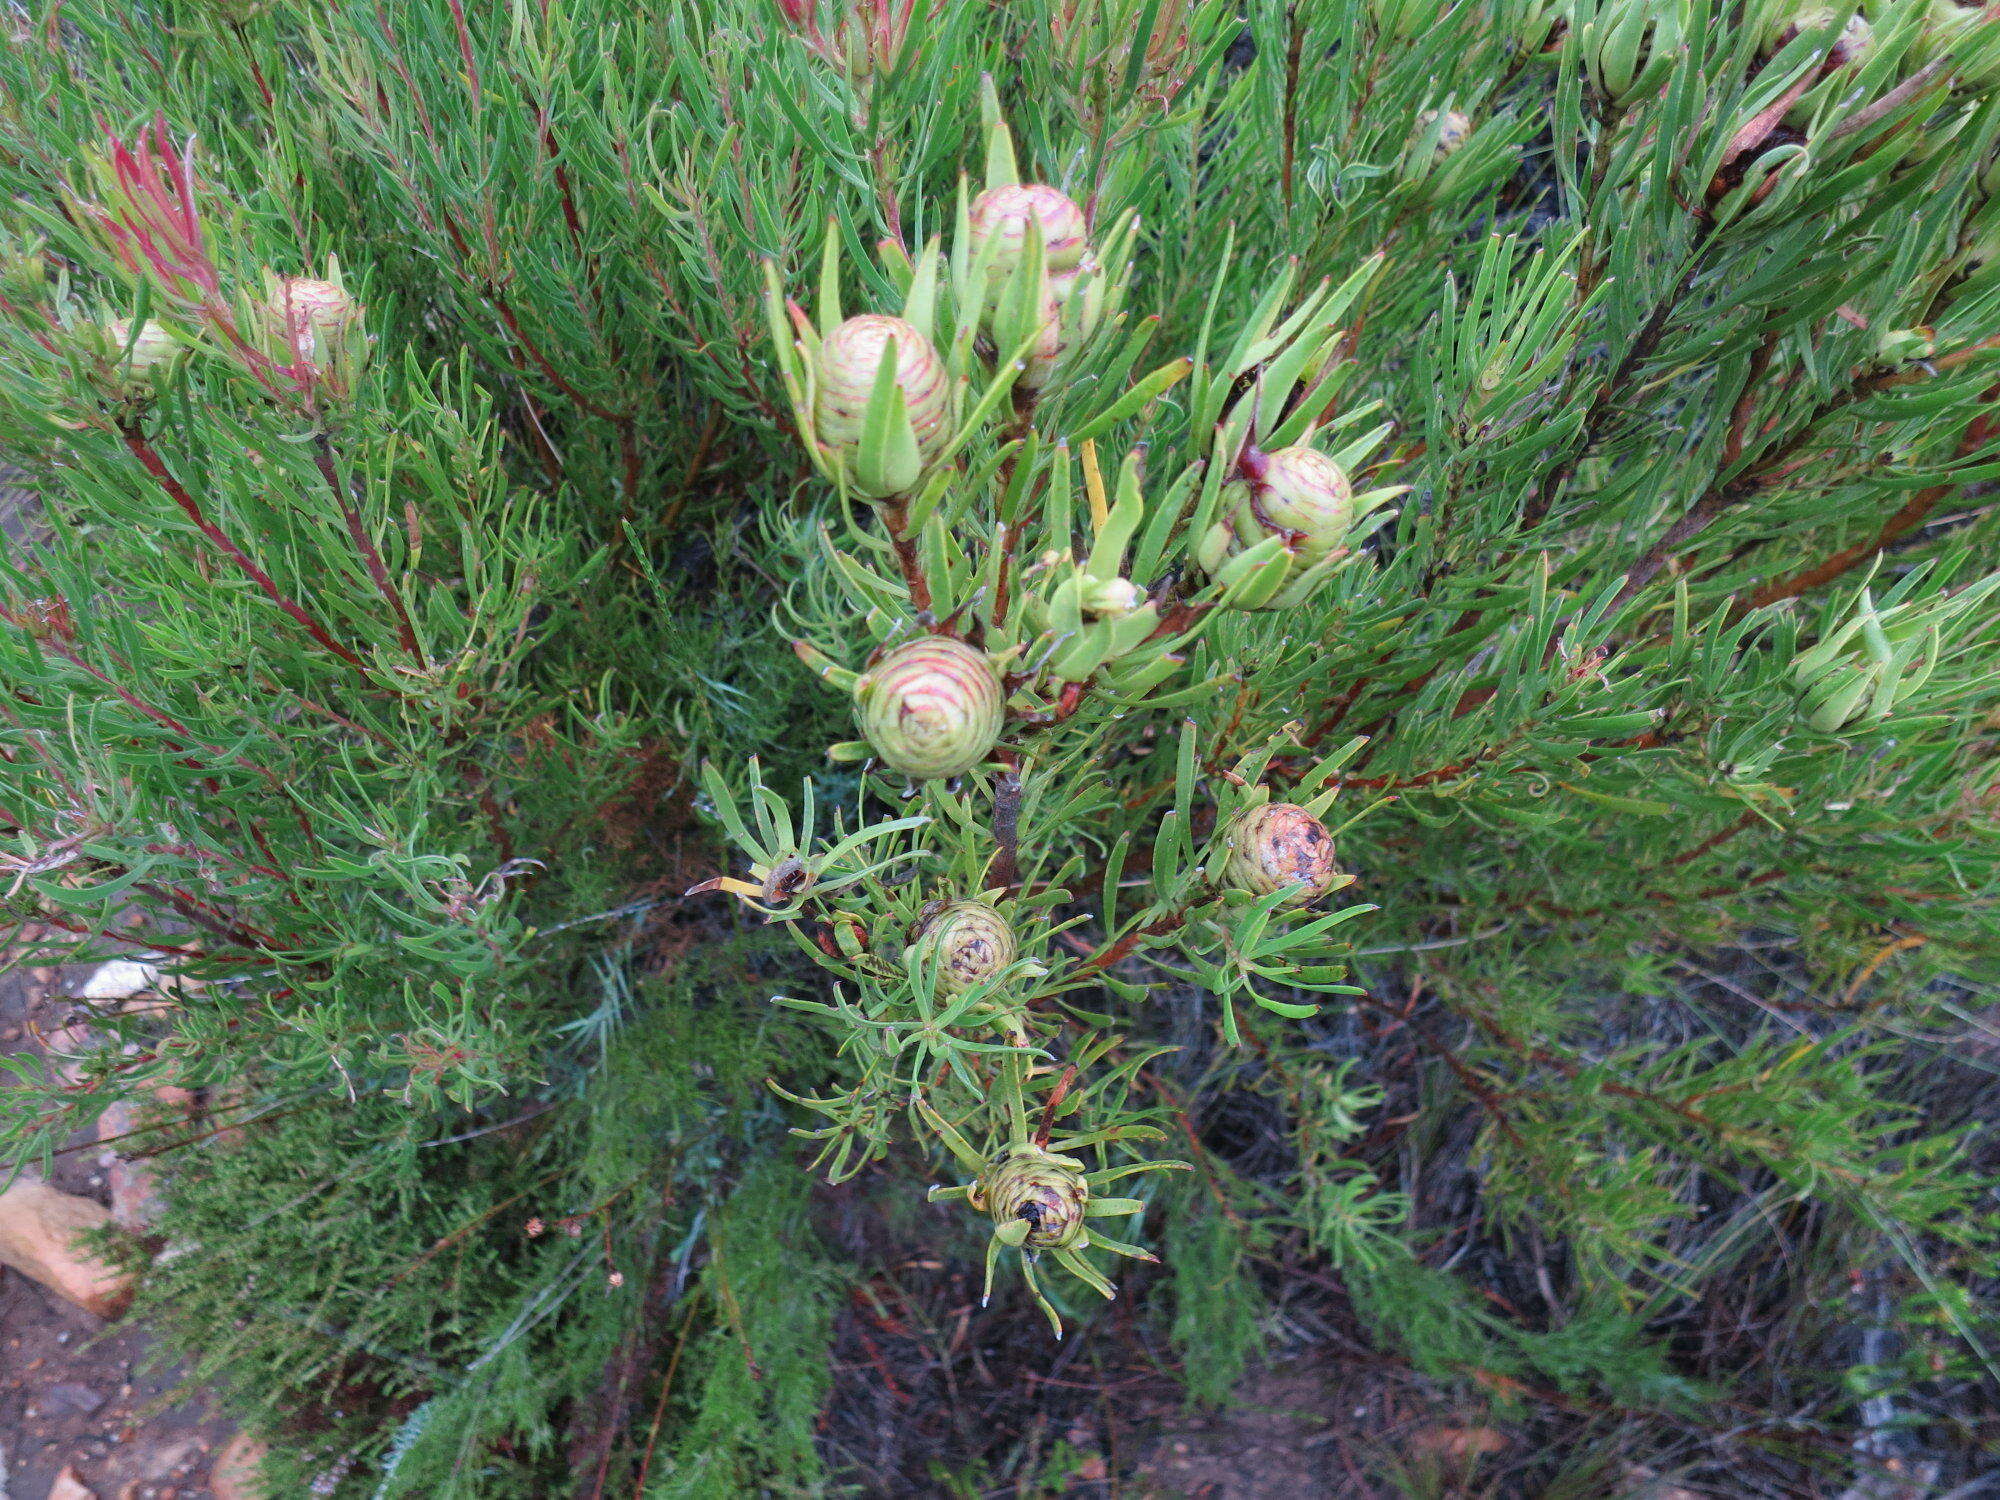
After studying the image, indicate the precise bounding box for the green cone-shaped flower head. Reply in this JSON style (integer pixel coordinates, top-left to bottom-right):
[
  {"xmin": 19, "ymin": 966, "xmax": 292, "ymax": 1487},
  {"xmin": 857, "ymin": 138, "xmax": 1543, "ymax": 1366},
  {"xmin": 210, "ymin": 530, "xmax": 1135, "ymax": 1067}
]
[
  {"xmin": 96, "ymin": 316, "xmax": 183, "ymax": 398},
  {"xmin": 1223, "ymin": 801, "xmax": 1340, "ymax": 907},
  {"xmin": 914, "ymin": 900, "xmax": 1017, "ymax": 994},
  {"xmin": 973, "ymin": 1144, "xmax": 1089, "ymax": 1251},
  {"xmin": 813, "ymin": 313, "xmax": 952, "ymax": 469},
  {"xmin": 855, "ymin": 638, "xmax": 1004, "ymax": 779},
  {"xmin": 266, "ymin": 275, "xmax": 361, "ymax": 355},
  {"xmin": 969, "ymin": 184, "xmax": 1089, "ymax": 277},
  {"xmin": 1196, "ymin": 445, "xmax": 1354, "ymax": 605}
]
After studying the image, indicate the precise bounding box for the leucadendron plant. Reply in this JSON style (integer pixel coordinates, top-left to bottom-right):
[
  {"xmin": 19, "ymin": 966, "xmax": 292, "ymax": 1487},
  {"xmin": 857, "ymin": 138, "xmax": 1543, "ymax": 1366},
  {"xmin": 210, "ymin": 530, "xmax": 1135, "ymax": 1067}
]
[
  {"xmin": 706, "ymin": 85, "xmax": 1392, "ymax": 1331},
  {"xmin": 15, "ymin": 0, "xmax": 2000, "ymax": 1484}
]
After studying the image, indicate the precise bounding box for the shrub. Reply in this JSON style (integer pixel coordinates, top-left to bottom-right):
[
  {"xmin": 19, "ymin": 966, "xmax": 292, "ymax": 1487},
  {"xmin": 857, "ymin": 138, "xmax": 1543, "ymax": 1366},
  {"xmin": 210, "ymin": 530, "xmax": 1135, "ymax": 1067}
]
[{"xmin": 3, "ymin": 0, "xmax": 1999, "ymax": 1488}]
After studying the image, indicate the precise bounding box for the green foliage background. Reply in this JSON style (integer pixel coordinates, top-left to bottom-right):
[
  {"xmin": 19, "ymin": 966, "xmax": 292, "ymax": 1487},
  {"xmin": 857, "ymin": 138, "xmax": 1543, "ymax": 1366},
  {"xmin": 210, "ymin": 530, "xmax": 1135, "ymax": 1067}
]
[{"xmin": 1, "ymin": 0, "xmax": 1998, "ymax": 1490}]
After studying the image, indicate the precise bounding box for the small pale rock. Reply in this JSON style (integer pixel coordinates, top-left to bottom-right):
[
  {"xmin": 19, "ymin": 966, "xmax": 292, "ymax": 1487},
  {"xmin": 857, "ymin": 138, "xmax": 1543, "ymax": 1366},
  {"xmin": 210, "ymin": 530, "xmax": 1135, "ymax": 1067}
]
[
  {"xmin": 209, "ymin": 1431, "xmax": 268, "ymax": 1500},
  {"xmin": 133, "ymin": 1436, "xmax": 198, "ymax": 1483},
  {"xmin": 97, "ymin": 1103, "xmax": 167, "ymax": 1233},
  {"xmin": 1409, "ymin": 1424, "xmax": 1508, "ymax": 1463},
  {"xmin": 0, "ymin": 1180, "xmax": 136, "ymax": 1318},
  {"xmin": 48, "ymin": 1466, "xmax": 96, "ymax": 1499},
  {"xmin": 78, "ymin": 961, "xmax": 160, "ymax": 1002},
  {"xmin": 37, "ymin": 1381, "xmax": 105, "ymax": 1417}
]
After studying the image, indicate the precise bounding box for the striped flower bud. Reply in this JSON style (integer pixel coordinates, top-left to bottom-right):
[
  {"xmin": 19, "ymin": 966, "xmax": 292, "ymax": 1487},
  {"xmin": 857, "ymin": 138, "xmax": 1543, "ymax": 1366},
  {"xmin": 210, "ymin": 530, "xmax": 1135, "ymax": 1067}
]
[
  {"xmin": 968, "ymin": 184, "xmax": 1089, "ymax": 277},
  {"xmin": 972, "ymin": 1144, "xmax": 1090, "ymax": 1251},
  {"xmin": 97, "ymin": 317, "xmax": 183, "ymax": 399},
  {"xmin": 1222, "ymin": 801, "xmax": 1340, "ymax": 907},
  {"xmin": 1417, "ymin": 108, "xmax": 1473, "ymax": 158},
  {"xmin": 813, "ymin": 314, "xmax": 951, "ymax": 489},
  {"xmin": 913, "ymin": 900, "xmax": 1017, "ymax": 994},
  {"xmin": 265, "ymin": 276, "xmax": 361, "ymax": 360},
  {"xmin": 1195, "ymin": 446, "xmax": 1354, "ymax": 604},
  {"xmin": 854, "ymin": 638, "xmax": 1004, "ymax": 779}
]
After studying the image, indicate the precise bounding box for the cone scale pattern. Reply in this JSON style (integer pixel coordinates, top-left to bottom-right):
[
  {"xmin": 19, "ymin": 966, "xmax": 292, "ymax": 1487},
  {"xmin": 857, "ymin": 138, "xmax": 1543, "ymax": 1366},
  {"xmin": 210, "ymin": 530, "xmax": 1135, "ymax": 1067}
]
[
  {"xmin": 1224, "ymin": 802, "xmax": 1340, "ymax": 906},
  {"xmin": 855, "ymin": 638, "xmax": 1005, "ymax": 779},
  {"xmin": 916, "ymin": 900, "xmax": 1017, "ymax": 994},
  {"xmin": 813, "ymin": 314, "xmax": 951, "ymax": 461}
]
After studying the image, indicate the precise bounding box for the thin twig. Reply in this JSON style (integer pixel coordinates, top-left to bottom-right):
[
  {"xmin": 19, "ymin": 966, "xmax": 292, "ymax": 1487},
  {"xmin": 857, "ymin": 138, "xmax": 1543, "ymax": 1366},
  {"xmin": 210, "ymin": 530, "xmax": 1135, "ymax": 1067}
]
[{"xmin": 120, "ymin": 425, "xmax": 376, "ymax": 677}]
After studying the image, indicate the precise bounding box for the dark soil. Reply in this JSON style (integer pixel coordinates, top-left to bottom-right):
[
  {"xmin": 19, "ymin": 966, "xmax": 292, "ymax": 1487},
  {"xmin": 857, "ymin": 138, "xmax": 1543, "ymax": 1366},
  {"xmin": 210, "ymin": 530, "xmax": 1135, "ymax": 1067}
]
[{"xmin": 0, "ymin": 955, "xmax": 237, "ymax": 1500}]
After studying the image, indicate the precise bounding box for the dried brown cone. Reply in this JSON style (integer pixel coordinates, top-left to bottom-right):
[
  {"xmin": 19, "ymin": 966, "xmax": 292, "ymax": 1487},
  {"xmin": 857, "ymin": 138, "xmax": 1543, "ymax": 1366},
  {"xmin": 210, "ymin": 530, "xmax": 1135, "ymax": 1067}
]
[
  {"xmin": 912, "ymin": 900, "xmax": 1018, "ymax": 994},
  {"xmin": 1222, "ymin": 801, "xmax": 1340, "ymax": 907}
]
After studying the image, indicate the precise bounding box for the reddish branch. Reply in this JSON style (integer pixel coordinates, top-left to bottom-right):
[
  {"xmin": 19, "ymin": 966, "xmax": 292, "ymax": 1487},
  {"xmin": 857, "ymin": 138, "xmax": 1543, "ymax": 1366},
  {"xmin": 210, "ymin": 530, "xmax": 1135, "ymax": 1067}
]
[
  {"xmin": 1528, "ymin": 867, "xmax": 1786, "ymax": 922},
  {"xmin": 989, "ymin": 761, "xmax": 1022, "ymax": 892},
  {"xmin": 1608, "ymin": 341, "xmax": 2000, "ymax": 613},
  {"xmin": 878, "ymin": 498, "xmax": 934, "ymax": 616},
  {"xmin": 1279, "ymin": 6, "xmax": 1304, "ymax": 212},
  {"xmin": 120, "ymin": 426, "xmax": 375, "ymax": 677},
  {"xmin": 1072, "ymin": 910, "xmax": 1186, "ymax": 978},
  {"xmin": 1661, "ymin": 810, "xmax": 1760, "ymax": 869},
  {"xmin": 1721, "ymin": 330, "xmax": 1782, "ymax": 471},
  {"xmin": 11, "ymin": 905, "xmax": 220, "ymax": 960},
  {"xmin": 311, "ymin": 436, "xmax": 421, "ymax": 657},
  {"xmin": 1350, "ymin": 988, "xmax": 1529, "ymax": 1152},
  {"xmin": 1727, "ymin": 409, "xmax": 1998, "ymax": 621}
]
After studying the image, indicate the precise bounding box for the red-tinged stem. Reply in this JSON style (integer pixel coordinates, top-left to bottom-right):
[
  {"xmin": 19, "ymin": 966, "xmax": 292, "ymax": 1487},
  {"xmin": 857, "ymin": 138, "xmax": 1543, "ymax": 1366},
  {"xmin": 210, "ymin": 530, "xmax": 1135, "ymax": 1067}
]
[
  {"xmin": 1712, "ymin": 74, "xmax": 1818, "ymax": 189},
  {"xmin": 372, "ymin": 3, "xmax": 438, "ymax": 145},
  {"xmin": 1279, "ymin": 5, "xmax": 1303, "ymax": 213},
  {"xmin": 446, "ymin": 0, "xmax": 482, "ymax": 105},
  {"xmin": 1529, "ymin": 867, "xmax": 1786, "ymax": 921},
  {"xmin": 437, "ymin": 206, "xmax": 628, "ymax": 426},
  {"xmin": 619, "ymin": 416, "xmax": 643, "ymax": 534},
  {"xmin": 19, "ymin": 906, "xmax": 220, "ymax": 960},
  {"xmin": 1299, "ymin": 674, "xmax": 1369, "ymax": 748},
  {"xmin": 1661, "ymin": 810, "xmax": 1760, "ymax": 870},
  {"xmin": 311, "ymin": 436, "xmax": 420, "ymax": 657},
  {"xmin": 1349, "ymin": 988, "xmax": 1530, "ymax": 1152},
  {"xmin": 1590, "ymin": 339, "xmax": 2000, "ymax": 624},
  {"xmin": 1728, "ymin": 409, "xmax": 1997, "ymax": 621},
  {"xmin": 233, "ymin": 25, "xmax": 276, "ymax": 111},
  {"xmin": 140, "ymin": 838, "xmax": 286, "ymax": 884},
  {"xmin": 1073, "ymin": 910, "xmax": 1186, "ymax": 978},
  {"xmin": 1031, "ymin": 1064, "xmax": 1079, "ymax": 1150},
  {"xmin": 131, "ymin": 879, "xmax": 282, "ymax": 952},
  {"xmin": 28, "ymin": 634, "xmax": 264, "ymax": 778},
  {"xmin": 1720, "ymin": 330, "xmax": 1781, "ymax": 471},
  {"xmin": 119, "ymin": 426, "xmax": 376, "ymax": 678},
  {"xmin": 878, "ymin": 498, "xmax": 934, "ymax": 617}
]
